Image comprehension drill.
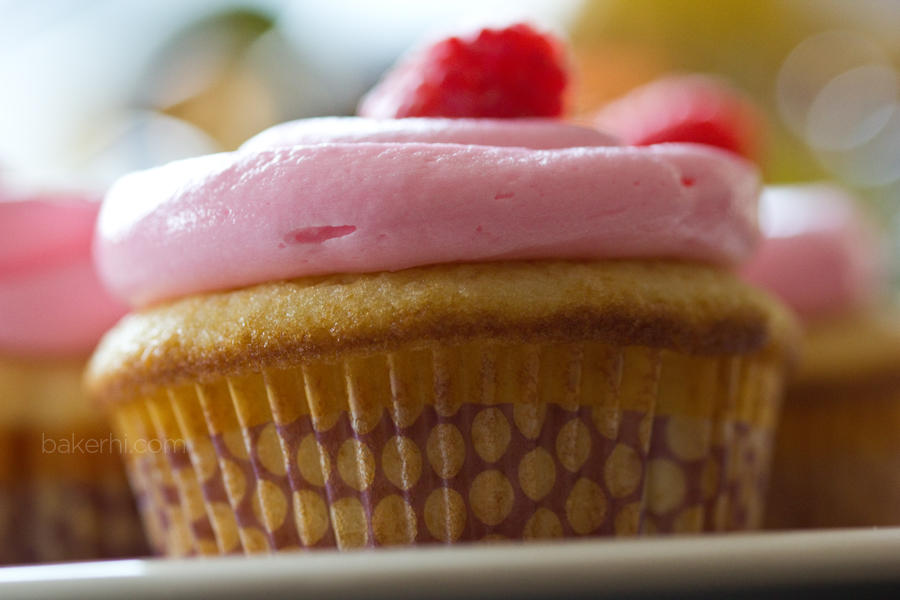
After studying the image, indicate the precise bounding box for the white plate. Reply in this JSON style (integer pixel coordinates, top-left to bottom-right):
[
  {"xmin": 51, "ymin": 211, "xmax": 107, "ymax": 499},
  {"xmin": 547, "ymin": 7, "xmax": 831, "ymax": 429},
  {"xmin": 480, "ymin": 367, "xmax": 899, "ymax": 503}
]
[{"xmin": 2, "ymin": 529, "xmax": 900, "ymax": 599}]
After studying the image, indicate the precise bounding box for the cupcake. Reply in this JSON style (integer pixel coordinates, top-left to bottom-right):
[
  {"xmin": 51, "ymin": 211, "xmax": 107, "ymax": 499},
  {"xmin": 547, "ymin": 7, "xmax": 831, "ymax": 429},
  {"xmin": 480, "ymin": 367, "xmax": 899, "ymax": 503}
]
[
  {"xmin": 86, "ymin": 24, "xmax": 796, "ymax": 556},
  {"xmin": 742, "ymin": 184, "xmax": 900, "ymax": 528},
  {"xmin": 0, "ymin": 179, "xmax": 147, "ymax": 563}
]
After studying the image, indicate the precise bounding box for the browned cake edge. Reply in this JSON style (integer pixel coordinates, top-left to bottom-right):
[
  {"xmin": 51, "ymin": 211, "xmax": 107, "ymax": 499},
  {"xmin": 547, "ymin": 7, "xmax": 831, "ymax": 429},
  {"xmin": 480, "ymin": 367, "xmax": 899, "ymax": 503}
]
[{"xmin": 86, "ymin": 260, "xmax": 799, "ymax": 403}]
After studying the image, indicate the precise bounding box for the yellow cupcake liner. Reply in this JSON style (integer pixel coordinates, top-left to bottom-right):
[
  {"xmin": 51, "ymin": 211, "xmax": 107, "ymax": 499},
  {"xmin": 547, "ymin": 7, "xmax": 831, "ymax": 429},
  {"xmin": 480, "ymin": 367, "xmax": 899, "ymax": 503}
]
[
  {"xmin": 0, "ymin": 359, "xmax": 148, "ymax": 564},
  {"xmin": 764, "ymin": 311, "xmax": 900, "ymax": 529},
  {"xmin": 766, "ymin": 384, "xmax": 900, "ymax": 529},
  {"xmin": 108, "ymin": 340, "xmax": 783, "ymax": 556}
]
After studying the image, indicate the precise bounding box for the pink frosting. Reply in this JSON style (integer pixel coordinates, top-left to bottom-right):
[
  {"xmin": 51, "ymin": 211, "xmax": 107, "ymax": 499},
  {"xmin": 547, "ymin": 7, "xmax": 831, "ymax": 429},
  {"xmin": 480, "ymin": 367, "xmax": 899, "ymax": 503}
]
[
  {"xmin": 96, "ymin": 118, "xmax": 761, "ymax": 308},
  {"xmin": 0, "ymin": 182, "xmax": 129, "ymax": 357},
  {"xmin": 742, "ymin": 185, "xmax": 885, "ymax": 321},
  {"xmin": 241, "ymin": 117, "xmax": 620, "ymax": 150}
]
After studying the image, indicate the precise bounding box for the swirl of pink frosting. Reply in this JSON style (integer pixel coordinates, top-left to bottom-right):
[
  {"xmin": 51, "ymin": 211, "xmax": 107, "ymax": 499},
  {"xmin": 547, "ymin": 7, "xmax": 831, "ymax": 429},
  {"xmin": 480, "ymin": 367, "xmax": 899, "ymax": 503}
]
[
  {"xmin": 96, "ymin": 117, "xmax": 761, "ymax": 308},
  {"xmin": 742, "ymin": 184, "xmax": 886, "ymax": 321},
  {"xmin": 0, "ymin": 181, "xmax": 128, "ymax": 357}
]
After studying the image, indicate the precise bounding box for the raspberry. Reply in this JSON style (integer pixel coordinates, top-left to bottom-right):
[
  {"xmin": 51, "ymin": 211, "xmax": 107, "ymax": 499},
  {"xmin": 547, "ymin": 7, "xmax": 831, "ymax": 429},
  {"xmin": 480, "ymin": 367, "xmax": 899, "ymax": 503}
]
[
  {"xmin": 594, "ymin": 75, "xmax": 765, "ymax": 161},
  {"xmin": 359, "ymin": 23, "xmax": 568, "ymax": 119}
]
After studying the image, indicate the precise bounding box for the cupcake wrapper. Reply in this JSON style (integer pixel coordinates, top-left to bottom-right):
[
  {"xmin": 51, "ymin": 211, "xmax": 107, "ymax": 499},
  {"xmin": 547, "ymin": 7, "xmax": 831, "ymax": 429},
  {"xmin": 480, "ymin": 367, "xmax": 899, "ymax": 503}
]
[
  {"xmin": 110, "ymin": 340, "xmax": 782, "ymax": 556},
  {"xmin": 0, "ymin": 358, "xmax": 149, "ymax": 563},
  {"xmin": 0, "ymin": 426, "xmax": 149, "ymax": 564},
  {"xmin": 766, "ymin": 385, "xmax": 900, "ymax": 528}
]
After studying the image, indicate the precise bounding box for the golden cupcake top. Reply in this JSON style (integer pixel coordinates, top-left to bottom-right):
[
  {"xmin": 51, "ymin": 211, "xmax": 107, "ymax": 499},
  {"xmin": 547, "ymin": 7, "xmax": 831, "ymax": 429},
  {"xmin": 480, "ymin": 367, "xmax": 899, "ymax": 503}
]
[{"xmin": 87, "ymin": 260, "xmax": 798, "ymax": 403}]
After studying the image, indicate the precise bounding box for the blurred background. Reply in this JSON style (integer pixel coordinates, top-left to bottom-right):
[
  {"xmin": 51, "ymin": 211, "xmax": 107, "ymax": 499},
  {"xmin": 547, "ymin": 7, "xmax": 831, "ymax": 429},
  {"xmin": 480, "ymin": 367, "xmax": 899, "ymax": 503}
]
[{"xmin": 1, "ymin": 0, "xmax": 899, "ymax": 269}]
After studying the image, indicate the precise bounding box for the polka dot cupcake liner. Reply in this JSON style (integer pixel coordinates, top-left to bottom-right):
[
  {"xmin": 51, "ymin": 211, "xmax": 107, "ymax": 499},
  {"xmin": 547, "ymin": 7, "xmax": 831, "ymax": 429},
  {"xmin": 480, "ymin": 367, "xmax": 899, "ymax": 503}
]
[
  {"xmin": 0, "ymin": 360, "xmax": 149, "ymax": 564},
  {"xmin": 109, "ymin": 340, "xmax": 783, "ymax": 556}
]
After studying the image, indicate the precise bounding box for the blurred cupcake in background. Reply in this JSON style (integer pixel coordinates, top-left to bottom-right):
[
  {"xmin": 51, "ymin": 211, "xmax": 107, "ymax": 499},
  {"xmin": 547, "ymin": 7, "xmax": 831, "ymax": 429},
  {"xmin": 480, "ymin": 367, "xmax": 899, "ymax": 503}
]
[
  {"xmin": 0, "ymin": 177, "xmax": 146, "ymax": 563},
  {"xmin": 742, "ymin": 184, "xmax": 900, "ymax": 528}
]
